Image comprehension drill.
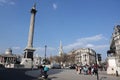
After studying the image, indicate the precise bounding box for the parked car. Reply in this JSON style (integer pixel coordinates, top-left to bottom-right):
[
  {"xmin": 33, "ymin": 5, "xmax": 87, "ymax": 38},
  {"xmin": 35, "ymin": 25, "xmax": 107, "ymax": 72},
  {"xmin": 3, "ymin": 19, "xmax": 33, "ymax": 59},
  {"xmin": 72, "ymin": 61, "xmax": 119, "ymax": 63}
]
[
  {"xmin": 69, "ymin": 64, "xmax": 76, "ymax": 69},
  {"xmin": 50, "ymin": 63, "xmax": 61, "ymax": 69},
  {"xmin": 0, "ymin": 64, "xmax": 5, "ymax": 68}
]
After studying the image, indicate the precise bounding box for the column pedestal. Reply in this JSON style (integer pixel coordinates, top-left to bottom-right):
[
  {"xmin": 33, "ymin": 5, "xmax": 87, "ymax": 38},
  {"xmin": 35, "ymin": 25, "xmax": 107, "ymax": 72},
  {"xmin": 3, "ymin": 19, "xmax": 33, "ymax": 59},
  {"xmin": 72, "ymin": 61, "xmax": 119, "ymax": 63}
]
[
  {"xmin": 107, "ymin": 57, "xmax": 120, "ymax": 75},
  {"xmin": 20, "ymin": 58, "xmax": 33, "ymax": 68},
  {"xmin": 24, "ymin": 48, "xmax": 35, "ymax": 60},
  {"xmin": 20, "ymin": 48, "xmax": 35, "ymax": 68}
]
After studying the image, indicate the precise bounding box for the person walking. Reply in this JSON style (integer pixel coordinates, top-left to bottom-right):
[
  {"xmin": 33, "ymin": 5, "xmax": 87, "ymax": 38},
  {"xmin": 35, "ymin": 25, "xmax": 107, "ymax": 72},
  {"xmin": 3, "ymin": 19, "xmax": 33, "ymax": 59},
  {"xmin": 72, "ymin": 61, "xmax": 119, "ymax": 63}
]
[
  {"xmin": 88, "ymin": 66, "xmax": 91, "ymax": 75},
  {"xmin": 75, "ymin": 65, "xmax": 81, "ymax": 74},
  {"xmin": 91, "ymin": 67, "xmax": 94, "ymax": 75},
  {"xmin": 39, "ymin": 65, "xmax": 44, "ymax": 77},
  {"xmin": 43, "ymin": 65, "xmax": 49, "ymax": 79}
]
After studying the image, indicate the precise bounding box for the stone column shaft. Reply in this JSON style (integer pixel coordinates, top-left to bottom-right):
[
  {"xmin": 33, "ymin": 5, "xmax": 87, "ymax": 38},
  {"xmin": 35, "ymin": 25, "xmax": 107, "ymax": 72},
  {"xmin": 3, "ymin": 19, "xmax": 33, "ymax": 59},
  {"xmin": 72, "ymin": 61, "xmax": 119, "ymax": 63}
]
[{"xmin": 27, "ymin": 8, "xmax": 36, "ymax": 48}]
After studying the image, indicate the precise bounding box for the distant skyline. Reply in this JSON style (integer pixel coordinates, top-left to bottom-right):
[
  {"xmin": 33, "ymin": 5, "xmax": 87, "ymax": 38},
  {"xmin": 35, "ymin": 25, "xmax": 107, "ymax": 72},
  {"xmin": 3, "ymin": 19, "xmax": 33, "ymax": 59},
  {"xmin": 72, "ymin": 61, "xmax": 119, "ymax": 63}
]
[{"xmin": 0, "ymin": 0, "xmax": 120, "ymax": 60}]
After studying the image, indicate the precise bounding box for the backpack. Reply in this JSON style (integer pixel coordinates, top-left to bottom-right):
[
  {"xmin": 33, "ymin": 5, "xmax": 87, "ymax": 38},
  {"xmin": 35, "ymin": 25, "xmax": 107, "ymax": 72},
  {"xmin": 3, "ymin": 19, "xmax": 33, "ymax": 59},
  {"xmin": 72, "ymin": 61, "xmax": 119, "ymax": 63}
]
[{"xmin": 44, "ymin": 66, "xmax": 49, "ymax": 72}]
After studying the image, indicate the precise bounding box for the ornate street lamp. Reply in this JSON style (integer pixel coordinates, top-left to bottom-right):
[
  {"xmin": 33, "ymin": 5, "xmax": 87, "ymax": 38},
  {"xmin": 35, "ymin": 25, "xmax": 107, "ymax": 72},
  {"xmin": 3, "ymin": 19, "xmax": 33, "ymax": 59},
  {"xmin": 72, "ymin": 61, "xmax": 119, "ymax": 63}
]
[
  {"xmin": 45, "ymin": 45, "xmax": 47, "ymax": 60},
  {"xmin": 43, "ymin": 45, "xmax": 47, "ymax": 64},
  {"xmin": 45, "ymin": 45, "xmax": 47, "ymax": 59}
]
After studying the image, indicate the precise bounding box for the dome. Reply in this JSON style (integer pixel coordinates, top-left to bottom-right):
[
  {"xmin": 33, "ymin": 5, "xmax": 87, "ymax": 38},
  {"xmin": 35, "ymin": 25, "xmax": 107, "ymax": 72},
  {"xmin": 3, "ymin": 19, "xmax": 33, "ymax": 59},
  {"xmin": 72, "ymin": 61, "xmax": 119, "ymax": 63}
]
[{"xmin": 5, "ymin": 48, "xmax": 12, "ymax": 55}]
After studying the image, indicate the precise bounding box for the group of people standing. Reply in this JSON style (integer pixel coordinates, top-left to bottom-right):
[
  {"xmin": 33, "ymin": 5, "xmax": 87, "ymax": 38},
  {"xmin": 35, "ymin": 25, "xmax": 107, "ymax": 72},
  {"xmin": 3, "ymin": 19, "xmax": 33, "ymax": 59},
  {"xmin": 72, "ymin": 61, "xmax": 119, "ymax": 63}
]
[{"xmin": 75, "ymin": 65, "xmax": 98, "ymax": 75}]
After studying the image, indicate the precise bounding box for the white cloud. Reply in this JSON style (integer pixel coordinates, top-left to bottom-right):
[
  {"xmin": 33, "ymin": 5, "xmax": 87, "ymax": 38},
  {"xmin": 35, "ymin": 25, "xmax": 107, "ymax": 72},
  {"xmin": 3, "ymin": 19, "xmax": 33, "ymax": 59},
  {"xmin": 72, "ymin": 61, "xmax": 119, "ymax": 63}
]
[
  {"xmin": 10, "ymin": 46, "xmax": 23, "ymax": 54},
  {"xmin": 0, "ymin": 0, "xmax": 15, "ymax": 6},
  {"xmin": 64, "ymin": 34, "xmax": 109, "ymax": 52},
  {"xmin": 36, "ymin": 46, "xmax": 56, "ymax": 51},
  {"xmin": 17, "ymin": 34, "xmax": 108, "ymax": 57},
  {"xmin": 12, "ymin": 47, "xmax": 21, "ymax": 50},
  {"xmin": 77, "ymin": 34, "xmax": 105, "ymax": 42},
  {"xmin": 35, "ymin": 46, "xmax": 57, "ymax": 57},
  {"xmin": 93, "ymin": 45, "xmax": 109, "ymax": 50},
  {"xmin": 86, "ymin": 44, "xmax": 94, "ymax": 47},
  {"xmin": 85, "ymin": 44, "xmax": 109, "ymax": 51},
  {"xmin": 9, "ymin": 1, "xmax": 15, "ymax": 5},
  {"xmin": 53, "ymin": 3, "xmax": 57, "ymax": 10}
]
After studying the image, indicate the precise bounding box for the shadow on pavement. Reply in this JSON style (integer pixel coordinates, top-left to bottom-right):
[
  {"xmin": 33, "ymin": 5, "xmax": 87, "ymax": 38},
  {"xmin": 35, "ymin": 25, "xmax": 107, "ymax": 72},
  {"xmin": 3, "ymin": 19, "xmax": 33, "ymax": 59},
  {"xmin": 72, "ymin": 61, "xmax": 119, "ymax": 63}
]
[
  {"xmin": 48, "ymin": 76, "xmax": 58, "ymax": 80},
  {"xmin": 25, "ymin": 69, "xmax": 63, "ymax": 80},
  {"xmin": 37, "ymin": 77, "xmax": 58, "ymax": 80},
  {"xmin": 0, "ymin": 68, "xmax": 37, "ymax": 80},
  {"xmin": 99, "ymin": 77, "xmax": 107, "ymax": 80},
  {"xmin": 48, "ymin": 69, "xmax": 63, "ymax": 75}
]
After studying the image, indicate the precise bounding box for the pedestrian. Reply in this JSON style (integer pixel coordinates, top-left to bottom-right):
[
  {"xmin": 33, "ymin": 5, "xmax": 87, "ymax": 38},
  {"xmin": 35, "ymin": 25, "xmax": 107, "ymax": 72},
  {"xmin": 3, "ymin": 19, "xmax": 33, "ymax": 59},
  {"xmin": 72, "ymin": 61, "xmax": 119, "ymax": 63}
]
[
  {"xmin": 94, "ymin": 67, "xmax": 98, "ymax": 75},
  {"xmin": 116, "ymin": 70, "xmax": 119, "ymax": 77},
  {"xmin": 77, "ymin": 66, "xmax": 80, "ymax": 74},
  {"xmin": 75, "ymin": 65, "xmax": 78, "ymax": 74},
  {"xmin": 88, "ymin": 66, "xmax": 91, "ymax": 75},
  {"xmin": 39, "ymin": 65, "xmax": 44, "ymax": 77},
  {"xmin": 91, "ymin": 67, "xmax": 94, "ymax": 75},
  {"xmin": 83, "ymin": 66, "xmax": 88, "ymax": 75},
  {"xmin": 75, "ymin": 65, "xmax": 81, "ymax": 74},
  {"xmin": 43, "ymin": 65, "xmax": 49, "ymax": 79},
  {"xmin": 80, "ymin": 66, "xmax": 82, "ymax": 74}
]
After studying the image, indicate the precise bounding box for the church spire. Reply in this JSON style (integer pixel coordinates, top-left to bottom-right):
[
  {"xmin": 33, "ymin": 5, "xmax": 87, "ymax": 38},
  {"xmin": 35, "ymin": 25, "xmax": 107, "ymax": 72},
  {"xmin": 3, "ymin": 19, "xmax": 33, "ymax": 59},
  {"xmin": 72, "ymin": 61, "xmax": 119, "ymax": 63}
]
[{"xmin": 59, "ymin": 41, "xmax": 64, "ymax": 57}]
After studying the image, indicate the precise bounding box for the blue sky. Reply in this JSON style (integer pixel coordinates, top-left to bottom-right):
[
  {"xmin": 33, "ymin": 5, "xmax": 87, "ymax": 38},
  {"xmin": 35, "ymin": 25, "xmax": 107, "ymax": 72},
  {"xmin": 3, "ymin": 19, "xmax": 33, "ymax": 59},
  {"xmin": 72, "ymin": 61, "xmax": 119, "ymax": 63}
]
[{"xmin": 0, "ymin": 0, "xmax": 120, "ymax": 60}]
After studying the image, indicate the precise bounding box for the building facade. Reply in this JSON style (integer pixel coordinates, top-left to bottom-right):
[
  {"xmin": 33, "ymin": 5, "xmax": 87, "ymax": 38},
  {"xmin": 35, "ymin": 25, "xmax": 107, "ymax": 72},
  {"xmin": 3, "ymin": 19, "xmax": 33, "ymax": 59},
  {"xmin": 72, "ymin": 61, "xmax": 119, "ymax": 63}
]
[
  {"xmin": 71, "ymin": 48, "xmax": 96, "ymax": 66},
  {"xmin": 0, "ymin": 48, "xmax": 17, "ymax": 68},
  {"xmin": 108, "ymin": 25, "xmax": 120, "ymax": 56},
  {"xmin": 107, "ymin": 25, "xmax": 120, "ymax": 75}
]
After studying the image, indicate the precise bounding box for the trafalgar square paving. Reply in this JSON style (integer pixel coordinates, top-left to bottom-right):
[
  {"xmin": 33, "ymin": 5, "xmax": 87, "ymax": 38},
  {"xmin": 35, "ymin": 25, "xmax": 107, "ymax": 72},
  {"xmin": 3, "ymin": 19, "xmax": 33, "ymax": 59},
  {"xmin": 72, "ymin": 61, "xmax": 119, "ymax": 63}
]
[
  {"xmin": 26, "ymin": 69, "xmax": 120, "ymax": 80},
  {"xmin": 0, "ymin": 68, "xmax": 120, "ymax": 80},
  {"xmin": 0, "ymin": 68, "xmax": 36, "ymax": 80}
]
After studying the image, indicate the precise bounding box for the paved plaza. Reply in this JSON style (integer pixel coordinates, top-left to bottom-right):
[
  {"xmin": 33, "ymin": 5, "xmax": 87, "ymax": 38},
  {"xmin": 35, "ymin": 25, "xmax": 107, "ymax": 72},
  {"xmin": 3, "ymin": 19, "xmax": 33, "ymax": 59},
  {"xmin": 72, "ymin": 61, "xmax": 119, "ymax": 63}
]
[
  {"xmin": 26, "ymin": 69, "xmax": 120, "ymax": 80},
  {"xmin": 0, "ymin": 68, "xmax": 36, "ymax": 80}
]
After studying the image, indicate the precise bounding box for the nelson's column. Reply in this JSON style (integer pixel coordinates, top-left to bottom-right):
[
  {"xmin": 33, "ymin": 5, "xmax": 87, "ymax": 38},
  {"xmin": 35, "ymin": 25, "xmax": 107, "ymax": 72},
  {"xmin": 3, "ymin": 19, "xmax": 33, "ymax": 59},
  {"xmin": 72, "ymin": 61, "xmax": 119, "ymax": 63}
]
[{"xmin": 21, "ymin": 4, "xmax": 37, "ymax": 68}]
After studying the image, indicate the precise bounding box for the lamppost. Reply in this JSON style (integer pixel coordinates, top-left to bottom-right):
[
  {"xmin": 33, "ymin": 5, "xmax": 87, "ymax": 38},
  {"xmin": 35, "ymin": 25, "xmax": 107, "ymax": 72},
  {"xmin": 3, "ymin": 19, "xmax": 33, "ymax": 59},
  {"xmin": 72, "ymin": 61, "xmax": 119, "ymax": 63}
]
[
  {"xmin": 44, "ymin": 45, "xmax": 47, "ymax": 64},
  {"xmin": 45, "ymin": 45, "xmax": 47, "ymax": 60},
  {"xmin": 95, "ymin": 52, "xmax": 99, "ymax": 80}
]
